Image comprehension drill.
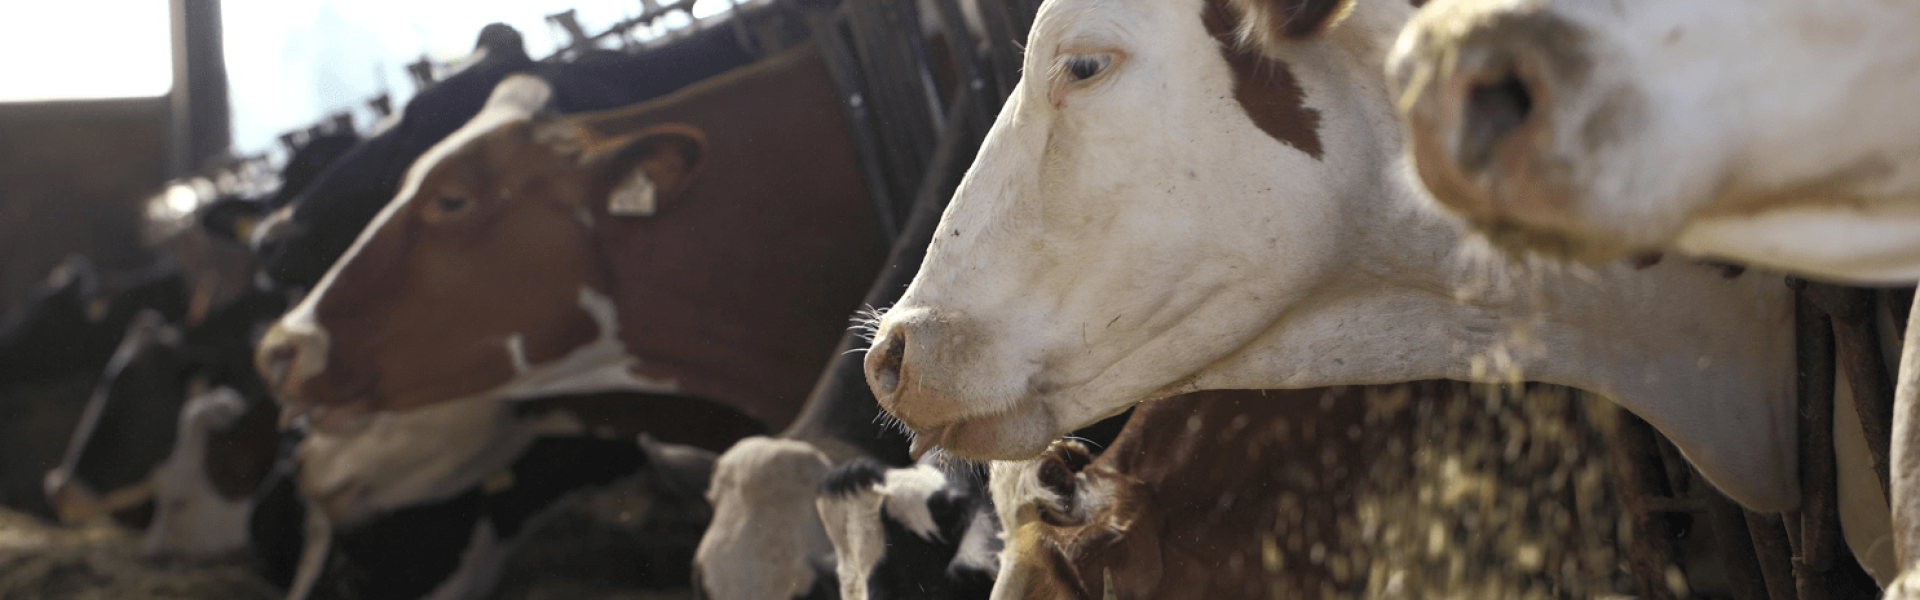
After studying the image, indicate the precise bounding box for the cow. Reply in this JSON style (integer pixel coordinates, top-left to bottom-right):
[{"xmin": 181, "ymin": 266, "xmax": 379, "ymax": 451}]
[
  {"xmin": 815, "ymin": 456, "xmax": 999, "ymax": 600},
  {"xmin": 251, "ymin": 18, "xmax": 775, "ymax": 291},
  {"xmin": 41, "ymin": 287, "xmax": 287, "ymax": 549},
  {"xmin": 848, "ymin": 0, "xmax": 1909, "ymax": 581},
  {"xmin": 252, "ymin": 431, "xmax": 724, "ymax": 600},
  {"xmin": 1383, "ymin": 0, "xmax": 1920, "ymax": 284},
  {"xmin": 252, "ymin": 41, "xmax": 889, "ymax": 541}
]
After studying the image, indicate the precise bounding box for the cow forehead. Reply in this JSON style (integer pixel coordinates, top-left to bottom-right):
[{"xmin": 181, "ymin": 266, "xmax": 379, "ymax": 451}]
[
  {"xmin": 1025, "ymin": 0, "xmax": 1323, "ymax": 158},
  {"xmin": 389, "ymin": 76, "xmax": 559, "ymax": 209}
]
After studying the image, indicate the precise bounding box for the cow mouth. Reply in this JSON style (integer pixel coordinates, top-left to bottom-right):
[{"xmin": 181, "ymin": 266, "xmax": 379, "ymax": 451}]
[
  {"xmin": 1468, "ymin": 214, "xmax": 1634, "ymax": 265},
  {"xmin": 905, "ymin": 399, "xmax": 1058, "ymax": 461}
]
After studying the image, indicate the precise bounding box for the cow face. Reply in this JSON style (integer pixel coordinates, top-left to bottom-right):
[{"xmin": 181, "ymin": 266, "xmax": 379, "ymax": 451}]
[
  {"xmin": 994, "ymin": 441, "xmax": 1164, "ymax": 600},
  {"xmin": 257, "ymin": 75, "xmax": 706, "ymax": 433},
  {"xmin": 1389, "ymin": 0, "xmax": 1920, "ymax": 282},
  {"xmin": 694, "ymin": 437, "xmax": 839, "ymax": 600},
  {"xmin": 863, "ymin": 0, "xmax": 1412, "ymax": 459}
]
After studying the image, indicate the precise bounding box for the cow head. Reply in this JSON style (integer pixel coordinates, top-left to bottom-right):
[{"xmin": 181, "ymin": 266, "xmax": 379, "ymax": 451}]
[
  {"xmin": 253, "ymin": 75, "xmax": 709, "ymax": 525},
  {"xmin": 993, "ymin": 440, "xmax": 1164, "ymax": 600},
  {"xmin": 257, "ymin": 75, "xmax": 706, "ymax": 433},
  {"xmin": 863, "ymin": 0, "xmax": 1414, "ymax": 459},
  {"xmin": 694, "ymin": 437, "xmax": 839, "ymax": 600},
  {"xmin": 1388, "ymin": 0, "xmax": 1920, "ymax": 282}
]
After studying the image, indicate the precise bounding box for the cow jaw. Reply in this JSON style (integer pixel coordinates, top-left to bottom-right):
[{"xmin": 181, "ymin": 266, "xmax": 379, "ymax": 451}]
[
  {"xmin": 1391, "ymin": 0, "xmax": 1920, "ymax": 282},
  {"xmin": 296, "ymin": 287, "xmax": 675, "ymax": 526}
]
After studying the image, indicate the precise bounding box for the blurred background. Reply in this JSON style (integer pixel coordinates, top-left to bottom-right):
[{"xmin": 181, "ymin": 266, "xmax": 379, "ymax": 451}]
[{"xmin": 0, "ymin": 0, "xmax": 736, "ymax": 317}]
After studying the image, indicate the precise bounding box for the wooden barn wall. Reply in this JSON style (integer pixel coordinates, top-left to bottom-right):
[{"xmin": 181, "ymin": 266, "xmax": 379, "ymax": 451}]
[{"xmin": 0, "ymin": 98, "xmax": 172, "ymax": 318}]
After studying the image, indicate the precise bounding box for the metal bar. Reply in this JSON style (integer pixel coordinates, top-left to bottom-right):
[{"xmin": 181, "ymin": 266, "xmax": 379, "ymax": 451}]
[
  {"xmin": 1746, "ymin": 511, "xmax": 1798, "ymax": 600},
  {"xmin": 1794, "ymin": 283, "xmax": 1840, "ymax": 576},
  {"xmin": 1605, "ymin": 410, "xmax": 1678, "ymax": 600},
  {"xmin": 1809, "ymin": 283, "xmax": 1895, "ymax": 497},
  {"xmin": 1703, "ymin": 488, "xmax": 1773, "ymax": 600}
]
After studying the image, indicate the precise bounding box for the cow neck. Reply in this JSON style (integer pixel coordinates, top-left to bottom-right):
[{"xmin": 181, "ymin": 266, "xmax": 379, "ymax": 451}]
[
  {"xmin": 1194, "ymin": 187, "xmax": 1802, "ymax": 510},
  {"xmin": 777, "ymin": 189, "xmax": 952, "ymax": 466},
  {"xmin": 578, "ymin": 46, "xmax": 889, "ymax": 431}
]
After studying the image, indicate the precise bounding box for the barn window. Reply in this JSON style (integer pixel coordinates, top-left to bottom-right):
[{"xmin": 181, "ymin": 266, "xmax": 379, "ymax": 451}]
[{"xmin": 0, "ymin": 0, "xmax": 174, "ymax": 101}]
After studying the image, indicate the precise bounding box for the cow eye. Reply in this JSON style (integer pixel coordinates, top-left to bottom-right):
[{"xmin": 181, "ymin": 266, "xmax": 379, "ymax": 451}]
[
  {"xmin": 435, "ymin": 196, "xmax": 470, "ymax": 214},
  {"xmin": 1063, "ymin": 54, "xmax": 1112, "ymax": 81}
]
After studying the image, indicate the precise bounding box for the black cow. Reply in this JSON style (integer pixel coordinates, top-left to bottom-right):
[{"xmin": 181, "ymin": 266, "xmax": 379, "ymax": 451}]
[{"xmin": 254, "ymin": 16, "xmax": 792, "ymax": 290}]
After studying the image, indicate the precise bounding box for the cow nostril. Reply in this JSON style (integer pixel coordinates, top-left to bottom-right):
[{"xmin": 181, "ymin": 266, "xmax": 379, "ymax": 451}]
[
  {"xmin": 868, "ymin": 333, "xmax": 905, "ymax": 397},
  {"xmin": 1458, "ymin": 70, "xmax": 1534, "ymax": 175}
]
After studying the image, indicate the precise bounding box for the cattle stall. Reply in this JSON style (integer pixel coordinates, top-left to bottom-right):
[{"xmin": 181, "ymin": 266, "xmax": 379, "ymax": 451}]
[{"xmin": 0, "ymin": 0, "xmax": 1900, "ymax": 599}]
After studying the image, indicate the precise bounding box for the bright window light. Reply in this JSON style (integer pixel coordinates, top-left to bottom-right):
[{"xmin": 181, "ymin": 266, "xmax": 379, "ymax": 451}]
[{"xmin": 0, "ymin": 1, "xmax": 174, "ymax": 102}]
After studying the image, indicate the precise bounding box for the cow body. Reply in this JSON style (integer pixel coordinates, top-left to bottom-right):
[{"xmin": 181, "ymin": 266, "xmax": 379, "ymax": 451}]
[
  {"xmin": 861, "ymin": 0, "xmax": 1800, "ymax": 516},
  {"xmin": 257, "ymin": 44, "xmax": 887, "ymax": 530},
  {"xmin": 1387, "ymin": 0, "xmax": 1920, "ymax": 283}
]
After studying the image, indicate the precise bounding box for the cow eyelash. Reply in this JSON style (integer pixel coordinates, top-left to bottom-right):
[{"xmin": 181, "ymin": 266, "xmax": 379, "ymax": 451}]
[{"xmin": 1062, "ymin": 53, "xmax": 1112, "ymax": 82}]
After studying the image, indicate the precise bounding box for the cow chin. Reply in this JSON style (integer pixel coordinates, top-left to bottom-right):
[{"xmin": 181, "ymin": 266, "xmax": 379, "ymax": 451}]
[{"xmin": 924, "ymin": 398, "xmax": 1062, "ymax": 462}]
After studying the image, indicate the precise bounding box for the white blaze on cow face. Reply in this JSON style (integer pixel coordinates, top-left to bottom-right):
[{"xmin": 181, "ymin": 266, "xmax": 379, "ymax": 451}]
[
  {"xmin": 866, "ymin": 0, "xmax": 1803, "ymax": 512},
  {"xmin": 1390, "ymin": 0, "xmax": 1920, "ymax": 282}
]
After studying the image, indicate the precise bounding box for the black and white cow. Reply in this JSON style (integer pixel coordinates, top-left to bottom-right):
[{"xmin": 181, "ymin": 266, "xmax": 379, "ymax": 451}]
[
  {"xmin": 809, "ymin": 408, "xmax": 1132, "ymax": 600},
  {"xmin": 815, "ymin": 457, "xmax": 998, "ymax": 600},
  {"xmin": 43, "ymin": 286, "xmax": 287, "ymax": 550},
  {"xmin": 256, "ymin": 428, "xmax": 727, "ymax": 600}
]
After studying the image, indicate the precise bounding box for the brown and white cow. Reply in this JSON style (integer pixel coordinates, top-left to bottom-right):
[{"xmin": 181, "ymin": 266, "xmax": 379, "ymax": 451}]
[
  {"xmin": 1386, "ymin": 0, "xmax": 1920, "ymax": 283},
  {"xmin": 853, "ymin": 0, "xmax": 1889, "ymax": 568},
  {"xmin": 254, "ymin": 44, "xmax": 889, "ymax": 528}
]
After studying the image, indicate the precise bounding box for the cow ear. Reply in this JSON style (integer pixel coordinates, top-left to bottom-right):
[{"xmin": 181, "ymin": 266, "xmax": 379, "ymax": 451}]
[
  {"xmin": 585, "ymin": 123, "xmax": 707, "ymax": 217},
  {"xmin": 1224, "ymin": 0, "xmax": 1355, "ymax": 46},
  {"xmin": 638, "ymin": 433, "xmax": 717, "ymax": 500}
]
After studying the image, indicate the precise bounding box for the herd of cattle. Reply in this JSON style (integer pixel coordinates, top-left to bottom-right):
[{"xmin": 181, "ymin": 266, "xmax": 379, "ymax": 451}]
[{"xmin": 3, "ymin": 0, "xmax": 1920, "ymax": 598}]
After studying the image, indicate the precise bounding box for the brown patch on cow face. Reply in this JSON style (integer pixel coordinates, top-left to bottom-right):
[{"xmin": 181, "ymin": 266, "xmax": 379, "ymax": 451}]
[
  {"xmin": 306, "ymin": 120, "xmax": 615, "ymax": 414},
  {"xmin": 1203, "ymin": 0, "xmax": 1325, "ymax": 160}
]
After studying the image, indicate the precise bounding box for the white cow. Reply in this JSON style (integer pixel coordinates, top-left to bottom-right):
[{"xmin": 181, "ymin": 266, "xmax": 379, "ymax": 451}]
[
  {"xmin": 859, "ymin": 0, "xmax": 1894, "ymax": 581},
  {"xmin": 1386, "ymin": 0, "xmax": 1920, "ymax": 284}
]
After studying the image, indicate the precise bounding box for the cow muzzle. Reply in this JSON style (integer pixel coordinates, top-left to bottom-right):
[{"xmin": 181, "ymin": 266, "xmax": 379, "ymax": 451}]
[
  {"xmin": 865, "ymin": 308, "xmax": 1061, "ymax": 459},
  {"xmin": 864, "ymin": 309, "xmax": 975, "ymax": 432},
  {"xmin": 1392, "ymin": 2, "xmax": 1602, "ymax": 258}
]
